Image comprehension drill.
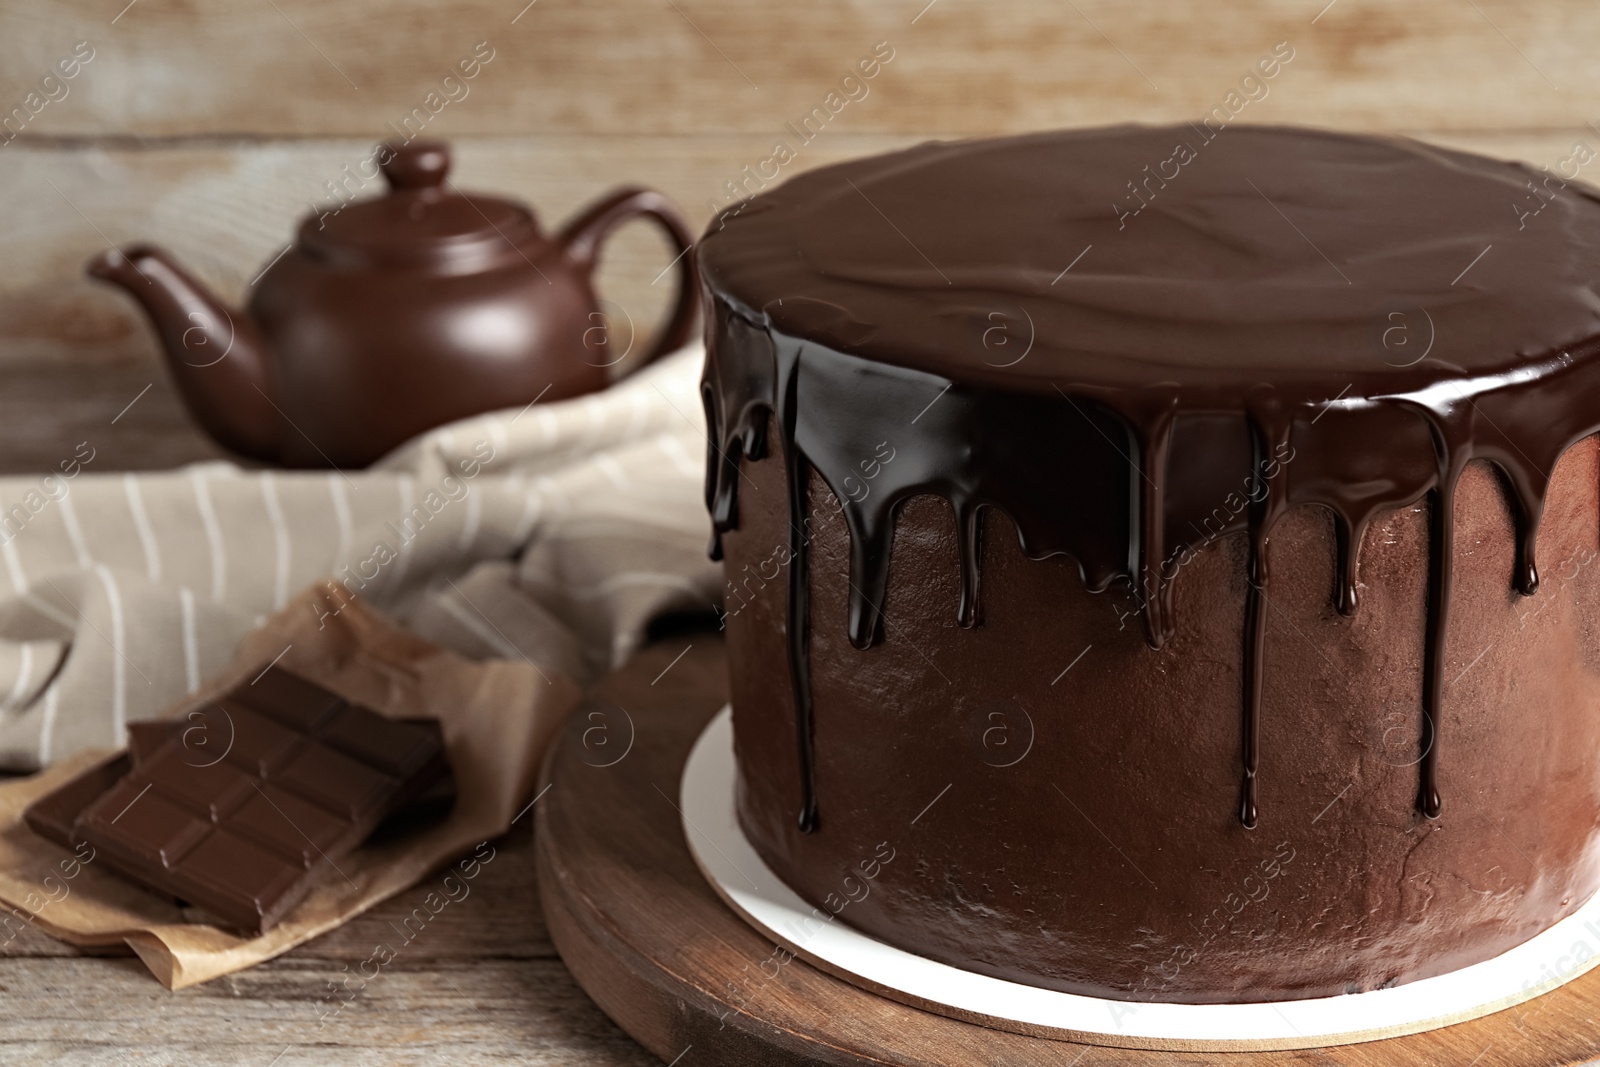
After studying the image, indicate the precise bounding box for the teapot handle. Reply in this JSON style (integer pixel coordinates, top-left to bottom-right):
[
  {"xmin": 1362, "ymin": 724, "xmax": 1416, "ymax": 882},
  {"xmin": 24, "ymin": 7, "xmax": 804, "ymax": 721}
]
[{"xmin": 557, "ymin": 187, "xmax": 699, "ymax": 372}]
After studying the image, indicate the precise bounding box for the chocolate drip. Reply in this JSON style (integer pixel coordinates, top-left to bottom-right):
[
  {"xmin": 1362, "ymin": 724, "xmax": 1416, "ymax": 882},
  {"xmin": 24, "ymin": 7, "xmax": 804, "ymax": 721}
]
[
  {"xmin": 955, "ymin": 504, "xmax": 984, "ymax": 628},
  {"xmin": 1240, "ymin": 401, "xmax": 1294, "ymax": 830},
  {"xmin": 778, "ymin": 346, "xmax": 819, "ymax": 833},
  {"xmin": 1404, "ymin": 401, "xmax": 1474, "ymax": 820},
  {"xmin": 701, "ymin": 383, "xmax": 731, "ymax": 560},
  {"xmin": 1421, "ymin": 482, "xmax": 1451, "ymax": 819},
  {"xmin": 1331, "ymin": 513, "xmax": 1361, "ymax": 617},
  {"xmin": 1134, "ymin": 396, "xmax": 1179, "ymax": 650},
  {"xmin": 698, "ymin": 125, "xmax": 1600, "ymax": 833},
  {"xmin": 845, "ymin": 494, "xmax": 893, "ymax": 650}
]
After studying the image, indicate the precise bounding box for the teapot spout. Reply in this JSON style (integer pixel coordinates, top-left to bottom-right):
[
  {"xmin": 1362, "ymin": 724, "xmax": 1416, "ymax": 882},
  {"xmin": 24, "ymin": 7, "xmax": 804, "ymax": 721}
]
[{"xmin": 88, "ymin": 244, "xmax": 281, "ymax": 461}]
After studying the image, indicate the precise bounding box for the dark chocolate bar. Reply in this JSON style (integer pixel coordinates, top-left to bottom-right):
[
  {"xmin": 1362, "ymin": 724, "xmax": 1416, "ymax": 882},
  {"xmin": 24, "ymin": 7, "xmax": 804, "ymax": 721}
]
[
  {"xmin": 117, "ymin": 715, "xmax": 454, "ymax": 834},
  {"xmin": 24, "ymin": 666, "xmax": 452, "ymax": 935}
]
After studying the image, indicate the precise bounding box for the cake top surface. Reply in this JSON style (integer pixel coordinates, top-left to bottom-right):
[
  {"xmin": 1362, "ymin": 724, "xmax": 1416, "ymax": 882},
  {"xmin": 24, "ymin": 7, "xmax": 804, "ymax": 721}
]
[{"xmin": 697, "ymin": 125, "xmax": 1600, "ymax": 397}]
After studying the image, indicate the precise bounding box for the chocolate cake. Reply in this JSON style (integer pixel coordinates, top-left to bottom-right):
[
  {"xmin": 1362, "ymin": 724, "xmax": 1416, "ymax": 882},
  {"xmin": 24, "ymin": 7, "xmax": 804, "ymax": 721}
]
[{"xmin": 697, "ymin": 124, "xmax": 1600, "ymax": 1003}]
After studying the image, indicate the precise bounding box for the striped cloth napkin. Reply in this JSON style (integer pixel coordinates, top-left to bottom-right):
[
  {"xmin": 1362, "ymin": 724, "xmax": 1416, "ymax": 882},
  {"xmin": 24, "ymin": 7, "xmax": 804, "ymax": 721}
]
[{"xmin": 0, "ymin": 345, "xmax": 720, "ymax": 770}]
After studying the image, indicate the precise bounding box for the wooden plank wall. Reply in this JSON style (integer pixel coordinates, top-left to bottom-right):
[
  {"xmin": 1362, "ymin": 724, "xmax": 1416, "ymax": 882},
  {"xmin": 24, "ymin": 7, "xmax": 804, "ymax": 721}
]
[{"xmin": 1, "ymin": 0, "xmax": 1595, "ymax": 368}]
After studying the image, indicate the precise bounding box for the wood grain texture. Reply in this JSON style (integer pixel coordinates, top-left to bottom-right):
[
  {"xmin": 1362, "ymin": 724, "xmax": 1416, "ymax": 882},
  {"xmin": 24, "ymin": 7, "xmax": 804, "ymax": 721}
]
[
  {"xmin": 0, "ymin": 358, "xmax": 231, "ymax": 474},
  {"xmin": 0, "ymin": 797, "xmax": 655, "ymax": 1065},
  {"xmin": 3, "ymin": 128, "xmax": 1597, "ymax": 373},
  {"xmin": 0, "ymin": 0, "xmax": 1594, "ymax": 137},
  {"xmin": 0, "ymin": 958, "xmax": 658, "ymax": 1065},
  {"xmin": 0, "ymin": 134, "xmax": 925, "ymax": 367},
  {"xmin": 539, "ymin": 640, "xmax": 1600, "ymax": 1067}
]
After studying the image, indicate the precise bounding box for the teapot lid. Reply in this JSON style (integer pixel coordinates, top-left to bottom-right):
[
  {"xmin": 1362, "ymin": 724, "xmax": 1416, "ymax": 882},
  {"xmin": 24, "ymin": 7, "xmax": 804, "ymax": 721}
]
[{"xmin": 298, "ymin": 141, "xmax": 541, "ymax": 268}]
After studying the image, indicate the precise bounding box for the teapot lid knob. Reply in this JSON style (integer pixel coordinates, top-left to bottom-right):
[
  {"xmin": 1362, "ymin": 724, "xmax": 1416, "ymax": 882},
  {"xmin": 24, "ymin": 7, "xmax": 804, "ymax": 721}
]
[
  {"xmin": 381, "ymin": 141, "xmax": 450, "ymax": 191},
  {"xmin": 299, "ymin": 138, "xmax": 537, "ymax": 265}
]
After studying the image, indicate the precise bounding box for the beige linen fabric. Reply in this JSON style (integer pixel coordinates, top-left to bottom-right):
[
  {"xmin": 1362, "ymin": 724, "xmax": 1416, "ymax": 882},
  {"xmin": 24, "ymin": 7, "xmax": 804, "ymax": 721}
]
[{"xmin": 0, "ymin": 345, "xmax": 720, "ymax": 769}]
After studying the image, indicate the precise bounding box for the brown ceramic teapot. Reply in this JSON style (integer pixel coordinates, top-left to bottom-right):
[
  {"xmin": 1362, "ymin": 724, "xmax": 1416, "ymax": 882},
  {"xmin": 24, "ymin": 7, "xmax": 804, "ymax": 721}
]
[{"xmin": 87, "ymin": 141, "xmax": 698, "ymax": 468}]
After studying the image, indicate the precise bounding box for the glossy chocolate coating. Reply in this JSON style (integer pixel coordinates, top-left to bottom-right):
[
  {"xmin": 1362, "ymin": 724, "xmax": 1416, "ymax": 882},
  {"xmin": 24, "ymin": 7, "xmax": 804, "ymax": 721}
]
[{"xmin": 698, "ymin": 125, "xmax": 1600, "ymax": 1001}]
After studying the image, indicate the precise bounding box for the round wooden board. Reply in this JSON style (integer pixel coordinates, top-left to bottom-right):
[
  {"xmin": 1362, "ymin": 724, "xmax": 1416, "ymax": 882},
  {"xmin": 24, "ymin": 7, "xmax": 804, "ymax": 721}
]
[{"xmin": 535, "ymin": 637, "xmax": 1600, "ymax": 1066}]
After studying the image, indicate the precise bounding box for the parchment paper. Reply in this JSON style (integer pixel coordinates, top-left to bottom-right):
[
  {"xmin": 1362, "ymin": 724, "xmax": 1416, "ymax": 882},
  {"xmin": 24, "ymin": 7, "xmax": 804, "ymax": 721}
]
[{"xmin": 0, "ymin": 580, "xmax": 579, "ymax": 988}]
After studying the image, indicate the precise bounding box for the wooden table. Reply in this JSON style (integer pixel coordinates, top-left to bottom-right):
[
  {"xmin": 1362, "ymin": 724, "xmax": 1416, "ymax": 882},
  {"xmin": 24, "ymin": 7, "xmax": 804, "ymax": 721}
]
[
  {"xmin": 0, "ymin": 820, "xmax": 661, "ymax": 1066},
  {"xmin": 0, "ymin": 362, "xmax": 659, "ymax": 1065}
]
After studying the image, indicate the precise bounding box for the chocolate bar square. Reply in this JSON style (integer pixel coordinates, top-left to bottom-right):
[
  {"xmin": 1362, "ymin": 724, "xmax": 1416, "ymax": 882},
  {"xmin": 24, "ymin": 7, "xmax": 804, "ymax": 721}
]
[
  {"xmin": 171, "ymin": 829, "xmax": 309, "ymax": 932},
  {"xmin": 227, "ymin": 782, "xmax": 357, "ymax": 869},
  {"xmin": 137, "ymin": 746, "xmax": 254, "ymax": 821},
  {"xmin": 271, "ymin": 741, "xmax": 396, "ymax": 819},
  {"xmin": 318, "ymin": 704, "xmax": 438, "ymax": 778},
  {"xmin": 24, "ymin": 752, "xmax": 129, "ymax": 846},
  {"xmin": 210, "ymin": 700, "xmax": 303, "ymax": 776},
  {"xmin": 232, "ymin": 666, "xmax": 343, "ymax": 731},
  {"xmin": 77, "ymin": 779, "xmax": 210, "ymax": 872}
]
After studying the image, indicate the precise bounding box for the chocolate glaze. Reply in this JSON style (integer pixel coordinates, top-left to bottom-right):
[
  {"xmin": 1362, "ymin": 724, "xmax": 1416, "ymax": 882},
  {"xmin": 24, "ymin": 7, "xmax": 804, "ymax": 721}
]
[{"xmin": 699, "ymin": 125, "xmax": 1600, "ymax": 832}]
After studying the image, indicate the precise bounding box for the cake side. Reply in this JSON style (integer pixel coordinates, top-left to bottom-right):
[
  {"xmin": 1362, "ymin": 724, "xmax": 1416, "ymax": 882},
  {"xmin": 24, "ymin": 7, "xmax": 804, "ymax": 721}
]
[{"xmin": 721, "ymin": 413, "xmax": 1600, "ymax": 1002}]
